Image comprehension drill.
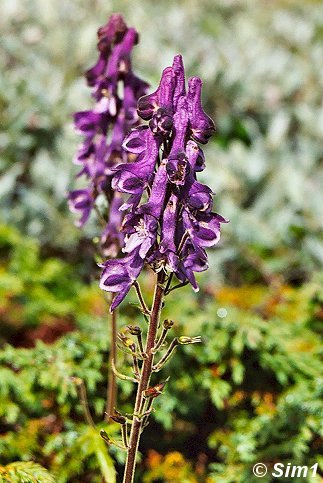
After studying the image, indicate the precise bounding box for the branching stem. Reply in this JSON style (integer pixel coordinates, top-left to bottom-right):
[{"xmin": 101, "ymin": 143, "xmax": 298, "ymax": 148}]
[
  {"xmin": 111, "ymin": 358, "xmax": 139, "ymax": 383},
  {"xmin": 133, "ymin": 281, "xmax": 151, "ymax": 315},
  {"xmin": 152, "ymin": 338, "xmax": 179, "ymax": 372},
  {"xmin": 122, "ymin": 272, "xmax": 165, "ymax": 483}
]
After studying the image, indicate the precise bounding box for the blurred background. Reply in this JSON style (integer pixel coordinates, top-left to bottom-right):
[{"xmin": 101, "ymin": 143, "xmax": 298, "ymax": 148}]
[{"xmin": 0, "ymin": 0, "xmax": 322, "ymax": 482}]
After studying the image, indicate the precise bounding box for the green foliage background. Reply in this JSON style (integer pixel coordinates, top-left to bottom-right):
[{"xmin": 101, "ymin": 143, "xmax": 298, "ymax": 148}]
[{"xmin": 0, "ymin": 0, "xmax": 322, "ymax": 481}]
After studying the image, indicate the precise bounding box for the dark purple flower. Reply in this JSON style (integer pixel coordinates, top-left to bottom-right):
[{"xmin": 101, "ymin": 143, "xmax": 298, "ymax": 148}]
[
  {"xmin": 100, "ymin": 53, "xmax": 227, "ymax": 310},
  {"xmin": 121, "ymin": 159, "xmax": 168, "ymax": 259},
  {"xmin": 69, "ymin": 14, "xmax": 149, "ymax": 257},
  {"xmin": 74, "ymin": 111, "xmax": 106, "ymax": 136},
  {"xmin": 100, "ymin": 247, "xmax": 144, "ymax": 312},
  {"xmin": 137, "ymin": 66, "xmax": 175, "ymax": 120},
  {"xmin": 187, "ymin": 77, "xmax": 215, "ymax": 144},
  {"xmin": 122, "ymin": 125, "xmax": 149, "ymax": 154},
  {"xmin": 158, "ymin": 194, "xmax": 179, "ymax": 272},
  {"xmin": 183, "ymin": 209, "xmax": 227, "ymax": 248},
  {"xmin": 149, "ymin": 108, "xmax": 173, "ymax": 137},
  {"xmin": 176, "ymin": 242, "xmax": 208, "ymax": 292},
  {"xmin": 122, "ymin": 213, "xmax": 158, "ymax": 258},
  {"xmin": 112, "ymin": 130, "xmax": 160, "ymax": 195}
]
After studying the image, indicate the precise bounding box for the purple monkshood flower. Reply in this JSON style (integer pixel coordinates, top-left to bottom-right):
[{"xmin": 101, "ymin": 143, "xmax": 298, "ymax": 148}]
[
  {"xmin": 68, "ymin": 14, "xmax": 148, "ymax": 256},
  {"xmin": 100, "ymin": 54, "xmax": 228, "ymax": 312}
]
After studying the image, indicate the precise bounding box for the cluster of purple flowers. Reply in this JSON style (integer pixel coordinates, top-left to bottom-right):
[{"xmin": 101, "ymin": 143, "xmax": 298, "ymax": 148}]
[
  {"xmin": 100, "ymin": 55, "xmax": 227, "ymax": 311},
  {"xmin": 68, "ymin": 14, "xmax": 148, "ymax": 256}
]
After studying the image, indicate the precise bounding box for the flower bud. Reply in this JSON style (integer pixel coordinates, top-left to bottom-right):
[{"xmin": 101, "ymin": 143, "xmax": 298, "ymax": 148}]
[
  {"xmin": 127, "ymin": 325, "xmax": 142, "ymax": 336},
  {"xmin": 109, "ymin": 409, "xmax": 127, "ymax": 425},
  {"xmin": 143, "ymin": 378, "xmax": 169, "ymax": 399},
  {"xmin": 117, "ymin": 332, "xmax": 136, "ymax": 352},
  {"xmin": 163, "ymin": 319, "xmax": 174, "ymax": 329},
  {"xmin": 178, "ymin": 336, "xmax": 202, "ymax": 345}
]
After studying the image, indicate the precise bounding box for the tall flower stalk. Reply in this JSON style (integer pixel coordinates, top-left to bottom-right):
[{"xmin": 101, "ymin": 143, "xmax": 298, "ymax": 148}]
[
  {"xmin": 68, "ymin": 13, "xmax": 148, "ymax": 419},
  {"xmin": 99, "ymin": 54, "xmax": 227, "ymax": 482}
]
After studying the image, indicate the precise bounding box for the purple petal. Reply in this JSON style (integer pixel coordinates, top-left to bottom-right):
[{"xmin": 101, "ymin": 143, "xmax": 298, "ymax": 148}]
[
  {"xmin": 172, "ymin": 55, "xmax": 186, "ymax": 110},
  {"xmin": 183, "ymin": 209, "xmax": 228, "ymax": 248},
  {"xmin": 100, "ymin": 247, "xmax": 144, "ymax": 311},
  {"xmin": 137, "ymin": 66, "xmax": 175, "ymax": 120},
  {"xmin": 166, "ymin": 153, "xmax": 190, "ymax": 186},
  {"xmin": 187, "ymin": 77, "xmax": 215, "ymax": 144},
  {"xmin": 68, "ymin": 189, "xmax": 93, "ymax": 227},
  {"xmin": 138, "ymin": 159, "xmax": 168, "ymax": 218},
  {"xmin": 122, "ymin": 126, "xmax": 149, "ymax": 154}
]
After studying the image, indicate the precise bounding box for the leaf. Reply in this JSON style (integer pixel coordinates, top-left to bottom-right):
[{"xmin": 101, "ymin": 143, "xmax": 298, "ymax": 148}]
[
  {"xmin": 0, "ymin": 461, "xmax": 56, "ymax": 483},
  {"xmin": 78, "ymin": 427, "xmax": 117, "ymax": 483}
]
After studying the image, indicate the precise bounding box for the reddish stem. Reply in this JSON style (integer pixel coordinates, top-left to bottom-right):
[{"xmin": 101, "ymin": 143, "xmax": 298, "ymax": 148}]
[
  {"xmin": 122, "ymin": 272, "xmax": 165, "ymax": 483},
  {"xmin": 105, "ymin": 297, "xmax": 118, "ymax": 421}
]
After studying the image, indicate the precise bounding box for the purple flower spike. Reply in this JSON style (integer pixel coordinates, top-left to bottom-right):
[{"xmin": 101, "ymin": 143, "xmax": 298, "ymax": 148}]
[
  {"xmin": 69, "ymin": 14, "xmax": 149, "ymax": 261},
  {"xmin": 100, "ymin": 53, "xmax": 227, "ymax": 309},
  {"xmin": 187, "ymin": 77, "xmax": 216, "ymax": 144}
]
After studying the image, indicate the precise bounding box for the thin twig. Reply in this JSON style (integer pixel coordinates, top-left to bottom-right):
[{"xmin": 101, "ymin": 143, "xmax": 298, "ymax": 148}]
[
  {"xmin": 136, "ymin": 333, "xmax": 146, "ymax": 357},
  {"xmin": 152, "ymin": 326, "xmax": 168, "ymax": 353},
  {"xmin": 100, "ymin": 430, "xmax": 127, "ymax": 451},
  {"xmin": 164, "ymin": 272, "xmax": 174, "ymax": 294},
  {"xmin": 133, "ymin": 281, "xmax": 151, "ymax": 315},
  {"xmin": 132, "ymin": 354, "xmax": 140, "ymax": 379},
  {"xmin": 121, "ymin": 423, "xmax": 129, "ymax": 449},
  {"xmin": 165, "ymin": 281, "xmax": 189, "ymax": 295},
  {"xmin": 152, "ymin": 338, "xmax": 179, "ymax": 372},
  {"xmin": 111, "ymin": 358, "xmax": 139, "ymax": 383},
  {"xmin": 72, "ymin": 378, "xmax": 95, "ymax": 428},
  {"xmin": 105, "ymin": 298, "xmax": 118, "ymax": 422},
  {"xmin": 140, "ymin": 398, "xmax": 155, "ymax": 431}
]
